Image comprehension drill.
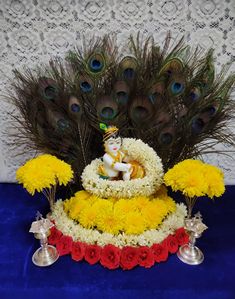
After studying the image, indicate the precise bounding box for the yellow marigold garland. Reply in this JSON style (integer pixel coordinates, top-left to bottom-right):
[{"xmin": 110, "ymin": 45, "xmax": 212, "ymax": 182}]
[{"xmin": 63, "ymin": 188, "xmax": 176, "ymax": 235}]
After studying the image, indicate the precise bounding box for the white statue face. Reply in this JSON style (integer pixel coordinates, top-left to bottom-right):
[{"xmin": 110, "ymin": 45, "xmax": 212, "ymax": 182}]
[{"xmin": 105, "ymin": 137, "xmax": 121, "ymax": 154}]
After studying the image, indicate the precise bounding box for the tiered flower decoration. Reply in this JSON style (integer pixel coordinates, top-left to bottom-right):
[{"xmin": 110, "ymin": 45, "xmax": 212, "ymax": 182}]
[{"xmin": 63, "ymin": 189, "xmax": 176, "ymax": 235}]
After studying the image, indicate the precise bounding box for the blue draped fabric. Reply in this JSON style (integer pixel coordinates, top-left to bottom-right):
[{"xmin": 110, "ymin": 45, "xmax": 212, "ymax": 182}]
[{"xmin": 0, "ymin": 183, "xmax": 235, "ymax": 299}]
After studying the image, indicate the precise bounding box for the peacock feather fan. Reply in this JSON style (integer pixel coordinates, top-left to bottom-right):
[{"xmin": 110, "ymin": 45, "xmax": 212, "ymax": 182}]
[{"xmin": 7, "ymin": 33, "xmax": 235, "ymax": 187}]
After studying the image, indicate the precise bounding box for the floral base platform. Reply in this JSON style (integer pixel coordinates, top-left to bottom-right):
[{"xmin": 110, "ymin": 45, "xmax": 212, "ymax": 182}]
[
  {"xmin": 48, "ymin": 224, "xmax": 189, "ymax": 270},
  {"xmin": 48, "ymin": 188, "xmax": 189, "ymax": 270}
]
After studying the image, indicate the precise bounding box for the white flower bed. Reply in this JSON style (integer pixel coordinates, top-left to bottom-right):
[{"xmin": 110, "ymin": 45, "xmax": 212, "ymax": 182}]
[
  {"xmin": 51, "ymin": 200, "xmax": 187, "ymax": 248},
  {"xmin": 81, "ymin": 138, "xmax": 164, "ymax": 198}
]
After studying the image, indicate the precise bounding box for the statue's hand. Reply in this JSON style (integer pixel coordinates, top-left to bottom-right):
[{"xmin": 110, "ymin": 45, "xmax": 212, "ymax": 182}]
[{"xmin": 124, "ymin": 163, "xmax": 132, "ymax": 172}]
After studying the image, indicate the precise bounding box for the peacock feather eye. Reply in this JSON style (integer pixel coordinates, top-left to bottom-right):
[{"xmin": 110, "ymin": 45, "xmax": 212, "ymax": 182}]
[
  {"xmin": 100, "ymin": 107, "xmax": 116, "ymax": 120},
  {"xmin": 133, "ymin": 106, "xmax": 149, "ymax": 119},
  {"xmin": 203, "ymin": 106, "xmax": 217, "ymax": 117},
  {"xmin": 71, "ymin": 103, "xmax": 80, "ymax": 113},
  {"xmin": 159, "ymin": 132, "xmax": 173, "ymax": 145},
  {"xmin": 169, "ymin": 79, "xmax": 185, "ymax": 96},
  {"xmin": 159, "ymin": 58, "xmax": 184, "ymax": 76},
  {"xmin": 57, "ymin": 118, "xmax": 70, "ymax": 131},
  {"xmin": 96, "ymin": 96, "xmax": 118, "ymax": 121},
  {"xmin": 129, "ymin": 97, "xmax": 154, "ymax": 125},
  {"xmin": 87, "ymin": 53, "xmax": 106, "ymax": 74},
  {"xmin": 123, "ymin": 68, "xmax": 135, "ymax": 79},
  {"xmin": 119, "ymin": 56, "xmax": 137, "ymax": 80},
  {"xmin": 191, "ymin": 117, "xmax": 205, "ymax": 134},
  {"xmin": 171, "ymin": 82, "xmax": 184, "ymax": 94},
  {"xmin": 89, "ymin": 58, "xmax": 103, "ymax": 72},
  {"xmin": 114, "ymin": 81, "xmax": 129, "ymax": 105},
  {"xmin": 189, "ymin": 87, "xmax": 201, "ymax": 101},
  {"xmin": 116, "ymin": 91, "xmax": 128, "ymax": 105},
  {"xmin": 39, "ymin": 77, "xmax": 58, "ymax": 101},
  {"xmin": 80, "ymin": 81, "xmax": 92, "ymax": 93},
  {"xmin": 148, "ymin": 93, "xmax": 157, "ymax": 104}
]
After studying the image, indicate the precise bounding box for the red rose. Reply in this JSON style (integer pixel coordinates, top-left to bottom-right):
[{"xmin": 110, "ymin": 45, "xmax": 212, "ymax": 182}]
[
  {"xmin": 162, "ymin": 235, "xmax": 178, "ymax": 254},
  {"xmin": 175, "ymin": 228, "xmax": 189, "ymax": 246},
  {"xmin": 48, "ymin": 226, "xmax": 62, "ymax": 245},
  {"xmin": 151, "ymin": 244, "xmax": 168, "ymax": 262},
  {"xmin": 100, "ymin": 244, "xmax": 121, "ymax": 270},
  {"xmin": 56, "ymin": 235, "xmax": 73, "ymax": 256},
  {"xmin": 71, "ymin": 241, "xmax": 85, "ymax": 262},
  {"xmin": 120, "ymin": 246, "xmax": 139, "ymax": 270},
  {"xmin": 84, "ymin": 244, "xmax": 101, "ymax": 265},
  {"xmin": 138, "ymin": 246, "xmax": 155, "ymax": 268}
]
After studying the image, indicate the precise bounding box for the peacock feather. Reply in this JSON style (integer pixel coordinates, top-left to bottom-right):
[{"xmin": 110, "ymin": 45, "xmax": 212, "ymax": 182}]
[{"xmin": 7, "ymin": 33, "xmax": 235, "ymax": 187}]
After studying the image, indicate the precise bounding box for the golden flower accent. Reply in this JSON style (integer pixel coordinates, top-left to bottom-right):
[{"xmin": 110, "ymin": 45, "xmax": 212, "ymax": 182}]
[
  {"xmin": 164, "ymin": 159, "xmax": 225, "ymax": 199},
  {"xmin": 63, "ymin": 189, "xmax": 176, "ymax": 235},
  {"xmin": 16, "ymin": 154, "xmax": 73, "ymax": 209},
  {"xmin": 97, "ymin": 209, "xmax": 124, "ymax": 235},
  {"xmin": 124, "ymin": 211, "xmax": 146, "ymax": 234},
  {"xmin": 78, "ymin": 206, "xmax": 98, "ymax": 229}
]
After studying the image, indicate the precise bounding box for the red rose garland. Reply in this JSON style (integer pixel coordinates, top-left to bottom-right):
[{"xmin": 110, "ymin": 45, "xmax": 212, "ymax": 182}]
[
  {"xmin": 56, "ymin": 235, "xmax": 73, "ymax": 256},
  {"xmin": 138, "ymin": 246, "xmax": 155, "ymax": 268},
  {"xmin": 162, "ymin": 235, "xmax": 178, "ymax": 254},
  {"xmin": 151, "ymin": 244, "xmax": 168, "ymax": 262},
  {"xmin": 71, "ymin": 241, "xmax": 85, "ymax": 262},
  {"xmin": 84, "ymin": 244, "xmax": 101, "ymax": 265},
  {"xmin": 48, "ymin": 226, "xmax": 62, "ymax": 245},
  {"xmin": 175, "ymin": 227, "xmax": 189, "ymax": 245},
  {"xmin": 120, "ymin": 246, "xmax": 139, "ymax": 270},
  {"xmin": 48, "ymin": 227, "xmax": 189, "ymax": 270},
  {"xmin": 100, "ymin": 244, "xmax": 121, "ymax": 270}
]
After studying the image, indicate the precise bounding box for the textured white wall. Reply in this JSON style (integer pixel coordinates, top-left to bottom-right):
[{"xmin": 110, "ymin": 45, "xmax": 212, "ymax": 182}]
[{"xmin": 0, "ymin": 0, "xmax": 234, "ymax": 183}]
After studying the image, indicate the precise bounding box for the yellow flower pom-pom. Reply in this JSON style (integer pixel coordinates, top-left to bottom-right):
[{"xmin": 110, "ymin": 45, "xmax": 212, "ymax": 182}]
[
  {"xmin": 131, "ymin": 196, "xmax": 150, "ymax": 211},
  {"xmin": 97, "ymin": 209, "xmax": 123, "ymax": 235},
  {"xmin": 164, "ymin": 159, "xmax": 225, "ymax": 199},
  {"xmin": 74, "ymin": 190, "xmax": 91, "ymax": 201},
  {"xmin": 78, "ymin": 206, "xmax": 98, "ymax": 229},
  {"xmin": 202, "ymin": 165, "xmax": 225, "ymax": 198},
  {"xmin": 16, "ymin": 154, "xmax": 73, "ymax": 195},
  {"xmin": 114, "ymin": 198, "xmax": 135, "ymax": 214},
  {"xmin": 142, "ymin": 202, "xmax": 166, "ymax": 229},
  {"xmin": 124, "ymin": 211, "xmax": 146, "ymax": 234}
]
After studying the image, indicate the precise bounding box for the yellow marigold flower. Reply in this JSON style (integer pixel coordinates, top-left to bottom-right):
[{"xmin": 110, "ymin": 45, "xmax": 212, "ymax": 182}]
[
  {"xmin": 114, "ymin": 198, "xmax": 135, "ymax": 214},
  {"xmin": 16, "ymin": 154, "xmax": 73, "ymax": 195},
  {"xmin": 63, "ymin": 196, "xmax": 75, "ymax": 213},
  {"xmin": 86, "ymin": 195, "xmax": 101, "ymax": 205},
  {"xmin": 164, "ymin": 159, "xmax": 225, "ymax": 199},
  {"xmin": 68, "ymin": 198, "xmax": 90, "ymax": 221},
  {"xmin": 163, "ymin": 196, "xmax": 176, "ymax": 213},
  {"xmin": 203, "ymin": 165, "xmax": 225, "ymax": 198},
  {"xmin": 92, "ymin": 198, "xmax": 113, "ymax": 212},
  {"xmin": 180, "ymin": 170, "xmax": 207, "ymax": 198},
  {"xmin": 142, "ymin": 201, "xmax": 167, "ymax": 229},
  {"xmin": 74, "ymin": 190, "xmax": 91, "ymax": 201},
  {"xmin": 78, "ymin": 206, "xmax": 98, "ymax": 229},
  {"xmin": 131, "ymin": 196, "xmax": 150, "ymax": 211},
  {"xmin": 97, "ymin": 209, "xmax": 123, "ymax": 235},
  {"xmin": 124, "ymin": 211, "xmax": 147, "ymax": 234},
  {"xmin": 152, "ymin": 199, "xmax": 168, "ymax": 215}
]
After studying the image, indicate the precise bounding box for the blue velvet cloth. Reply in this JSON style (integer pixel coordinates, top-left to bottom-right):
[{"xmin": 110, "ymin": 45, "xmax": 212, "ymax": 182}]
[{"xmin": 0, "ymin": 183, "xmax": 235, "ymax": 299}]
